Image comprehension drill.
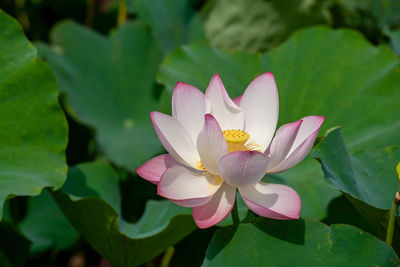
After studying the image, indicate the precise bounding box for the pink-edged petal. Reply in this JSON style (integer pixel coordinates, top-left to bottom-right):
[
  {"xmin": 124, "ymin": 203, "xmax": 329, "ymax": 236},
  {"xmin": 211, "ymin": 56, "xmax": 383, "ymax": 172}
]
[
  {"xmin": 239, "ymin": 182, "xmax": 300, "ymax": 219},
  {"xmin": 197, "ymin": 114, "xmax": 228, "ymax": 174},
  {"xmin": 136, "ymin": 154, "xmax": 179, "ymax": 184},
  {"xmin": 151, "ymin": 111, "xmax": 200, "ymax": 169},
  {"xmin": 193, "ymin": 183, "xmax": 236, "ymax": 229},
  {"xmin": 267, "ymin": 116, "xmax": 325, "ymax": 173},
  {"xmin": 290, "ymin": 116, "xmax": 325, "ymax": 152},
  {"xmin": 158, "ymin": 165, "xmax": 223, "ymax": 207},
  {"xmin": 218, "ymin": 151, "xmax": 269, "ymax": 187},
  {"xmin": 233, "ymin": 95, "xmax": 242, "ymax": 106},
  {"xmin": 267, "ymin": 120, "xmax": 302, "ymax": 170},
  {"xmin": 205, "ymin": 73, "xmax": 244, "ymax": 131},
  {"xmin": 240, "ymin": 73, "xmax": 279, "ymax": 152},
  {"xmin": 172, "ymin": 82, "xmax": 206, "ymax": 146}
]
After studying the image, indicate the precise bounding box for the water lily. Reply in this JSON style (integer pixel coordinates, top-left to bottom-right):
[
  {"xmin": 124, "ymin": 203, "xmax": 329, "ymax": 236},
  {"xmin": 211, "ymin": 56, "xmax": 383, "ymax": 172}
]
[{"xmin": 137, "ymin": 73, "xmax": 325, "ymax": 228}]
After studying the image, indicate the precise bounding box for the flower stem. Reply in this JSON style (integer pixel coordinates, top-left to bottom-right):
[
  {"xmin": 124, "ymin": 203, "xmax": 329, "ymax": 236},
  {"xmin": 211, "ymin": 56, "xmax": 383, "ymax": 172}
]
[
  {"xmin": 117, "ymin": 0, "xmax": 127, "ymax": 27},
  {"xmin": 231, "ymin": 198, "xmax": 240, "ymax": 225},
  {"xmin": 385, "ymin": 165, "xmax": 400, "ymax": 246},
  {"xmin": 385, "ymin": 200, "xmax": 398, "ymax": 245}
]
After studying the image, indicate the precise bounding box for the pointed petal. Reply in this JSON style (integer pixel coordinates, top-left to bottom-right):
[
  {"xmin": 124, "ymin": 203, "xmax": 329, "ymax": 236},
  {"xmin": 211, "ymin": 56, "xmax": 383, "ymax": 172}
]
[
  {"xmin": 136, "ymin": 154, "xmax": 179, "ymax": 184},
  {"xmin": 267, "ymin": 120, "xmax": 302, "ymax": 170},
  {"xmin": 268, "ymin": 116, "xmax": 325, "ymax": 173},
  {"xmin": 239, "ymin": 182, "xmax": 300, "ymax": 219},
  {"xmin": 193, "ymin": 183, "xmax": 236, "ymax": 229},
  {"xmin": 172, "ymin": 82, "xmax": 206, "ymax": 146},
  {"xmin": 197, "ymin": 114, "xmax": 228, "ymax": 174},
  {"xmin": 240, "ymin": 73, "xmax": 279, "ymax": 152},
  {"xmin": 205, "ymin": 73, "xmax": 244, "ymax": 131},
  {"xmin": 290, "ymin": 116, "xmax": 325, "ymax": 152},
  {"xmin": 233, "ymin": 95, "xmax": 242, "ymax": 106},
  {"xmin": 151, "ymin": 111, "xmax": 200, "ymax": 169},
  {"xmin": 218, "ymin": 151, "xmax": 269, "ymax": 187},
  {"xmin": 158, "ymin": 165, "xmax": 223, "ymax": 207}
]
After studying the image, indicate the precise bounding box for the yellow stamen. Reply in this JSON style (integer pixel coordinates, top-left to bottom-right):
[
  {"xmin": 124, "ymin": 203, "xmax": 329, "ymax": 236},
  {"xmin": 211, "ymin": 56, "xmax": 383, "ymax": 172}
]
[
  {"xmin": 222, "ymin": 129, "xmax": 260, "ymax": 152},
  {"xmin": 197, "ymin": 161, "xmax": 206, "ymax": 170}
]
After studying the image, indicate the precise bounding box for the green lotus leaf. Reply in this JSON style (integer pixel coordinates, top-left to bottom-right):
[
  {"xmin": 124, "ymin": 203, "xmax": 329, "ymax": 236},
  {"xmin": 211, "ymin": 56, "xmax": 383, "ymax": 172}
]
[
  {"xmin": 37, "ymin": 20, "xmax": 163, "ymax": 172},
  {"xmin": 203, "ymin": 218, "xmax": 399, "ymax": 266},
  {"xmin": 0, "ymin": 10, "xmax": 68, "ymax": 219},
  {"xmin": 53, "ymin": 161, "xmax": 196, "ymax": 267}
]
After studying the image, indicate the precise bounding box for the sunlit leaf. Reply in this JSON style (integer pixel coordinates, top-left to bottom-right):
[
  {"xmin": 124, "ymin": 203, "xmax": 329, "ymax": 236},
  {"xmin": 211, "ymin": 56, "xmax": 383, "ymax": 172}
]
[{"xmin": 0, "ymin": 10, "xmax": 68, "ymax": 219}]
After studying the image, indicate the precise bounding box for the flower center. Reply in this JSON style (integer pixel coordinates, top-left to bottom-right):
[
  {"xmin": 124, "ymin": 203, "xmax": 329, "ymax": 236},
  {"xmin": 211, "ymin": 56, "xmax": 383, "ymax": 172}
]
[{"xmin": 223, "ymin": 129, "xmax": 255, "ymax": 152}]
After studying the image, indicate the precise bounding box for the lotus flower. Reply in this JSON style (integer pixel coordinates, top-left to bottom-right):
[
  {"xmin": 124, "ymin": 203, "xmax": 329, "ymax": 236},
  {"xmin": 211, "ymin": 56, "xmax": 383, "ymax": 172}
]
[{"xmin": 137, "ymin": 73, "xmax": 325, "ymax": 228}]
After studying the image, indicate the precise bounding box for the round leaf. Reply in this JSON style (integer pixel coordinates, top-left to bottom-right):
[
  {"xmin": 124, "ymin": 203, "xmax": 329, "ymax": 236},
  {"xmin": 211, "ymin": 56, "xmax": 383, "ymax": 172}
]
[
  {"xmin": 37, "ymin": 21, "xmax": 163, "ymax": 172},
  {"xmin": 0, "ymin": 10, "xmax": 68, "ymax": 219}
]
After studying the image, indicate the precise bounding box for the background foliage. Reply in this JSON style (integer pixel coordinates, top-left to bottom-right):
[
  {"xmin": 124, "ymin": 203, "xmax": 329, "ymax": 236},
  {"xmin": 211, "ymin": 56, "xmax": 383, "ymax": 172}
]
[{"xmin": 0, "ymin": 0, "xmax": 399, "ymax": 266}]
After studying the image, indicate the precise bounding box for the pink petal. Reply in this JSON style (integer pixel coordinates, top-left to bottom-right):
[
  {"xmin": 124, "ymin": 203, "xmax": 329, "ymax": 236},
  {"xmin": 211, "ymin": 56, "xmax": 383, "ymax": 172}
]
[
  {"xmin": 267, "ymin": 120, "xmax": 302, "ymax": 171},
  {"xmin": 240, "ymin": 73, "xmax": 279, "ymax": 152},
  {"xmin": 151, "ymin": 111, "xmax": 200, "ymax": 169},
  {"xmin": 197, "ymin": 114, "xmax": 228, "ymax": 174},
  {"xmin": 158, "ymin": 165, "xmax": 223, "ymax": 207},
  {"xmin": 218, "ymin": 151, "xmax": 269, "ymax": 187},
  {"xmin": 172, "ymin": 82, "xmax": 206, "ymax": 146},
  {"xmin": 239, "ymin": 182, "xmax": 301, "ymax": 219},
  {"xmin": 205, "ymin": 73, "xmax": 244, "ymax": 131},
  {"xmin": 193, "ymin": 183, "xmax": 236, "ymax": 229},
  {"xmin": 136, "ymin": 154, "xmax": 179, "ymax": 184},
  {"xmin": 268, "ymin": 116, "xmax": 325, "ymax": 173},
  {"xmin": 233, "ymin": 95, "xmax": 242, "ymax": 106}
]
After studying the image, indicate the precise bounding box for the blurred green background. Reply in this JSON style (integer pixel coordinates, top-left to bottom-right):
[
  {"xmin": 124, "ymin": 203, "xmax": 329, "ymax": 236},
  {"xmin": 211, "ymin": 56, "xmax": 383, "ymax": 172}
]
[{"xmin": 0, "ymin": 0, "xmax": 400, "ymax": 266}]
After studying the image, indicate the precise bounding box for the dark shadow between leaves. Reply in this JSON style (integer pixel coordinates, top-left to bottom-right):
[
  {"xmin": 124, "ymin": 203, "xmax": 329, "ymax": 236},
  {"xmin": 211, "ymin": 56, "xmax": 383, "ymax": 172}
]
[
  {"xmin": 253, "ymin": 217, "xmax": 305, "ymax": 245},
  {"xmin": 205, "ymin": 224, "xmax": 238, "ymax": 261}
]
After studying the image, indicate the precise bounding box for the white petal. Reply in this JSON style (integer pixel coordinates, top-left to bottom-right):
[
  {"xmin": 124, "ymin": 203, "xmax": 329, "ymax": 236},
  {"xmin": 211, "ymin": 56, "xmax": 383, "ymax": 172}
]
[
  {"xmin": 218, "ymin": 151, "xmax": 270, "ymax": 187},
  {"xmin": 193, "ymin": 183, "xmax": 236, "ymax": 228},
  {"xmin": 136, "ymin": 154, "xmax": 180, "ymax": 184},
  {"xmin": 197, "ymin": 114, "xmax": 228, "ymax": 174},
  {"xmin": 205, "ymin": 73, "xmax": 244, "ymax": 131},
  {"xmin": 239, "ymin": 182, "xmax": 300, "ymax": 219},
  {"xmin": 158, "ymin": 165, "xmax": 223, "ymax": 207},
  {"xmin": 151, "ymin": 111, "xmax": 200, "ymax": 168},
  {"xmin": 289, "ymin": 116, "xmax": 325, "ymax": 154},
  {"xmin": 268, "ymin": 116, "xmax": 325, "ymax": 173},
  {"xmin": 172, "ymin": 82, "xmax": 206, "ymax": 146},
  {"xmin": 267, "ymin": 120, "xmax": 302, "ymax": 170},
  {"xmin": 240, "ymin": 73, "xmax": 279, "ymax": 152}
]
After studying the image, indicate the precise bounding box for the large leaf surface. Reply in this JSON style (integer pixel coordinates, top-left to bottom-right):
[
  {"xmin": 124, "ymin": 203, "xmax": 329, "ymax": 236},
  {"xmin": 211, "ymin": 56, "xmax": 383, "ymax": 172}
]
[
  {"xmin": 312, "ymin": 128, "xmax": 400, "ymax": 250},
  {"xmin": 0, "ymin": 10, "xmax": 68, "ymax": 219},
  {"xmin": 203, "ymin": 218, "xmax": 399, "ymax": 266},
  {"xmin": 37, "ymin": 21, "xmax": 163, "ymax": 172},
  {"xmin": 264, "ymin": 26, "xmax": 400, "ymax": 150},
  {"xmin": 53, "ymin": 162, "xmax": 196, "ymax": 267}
]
